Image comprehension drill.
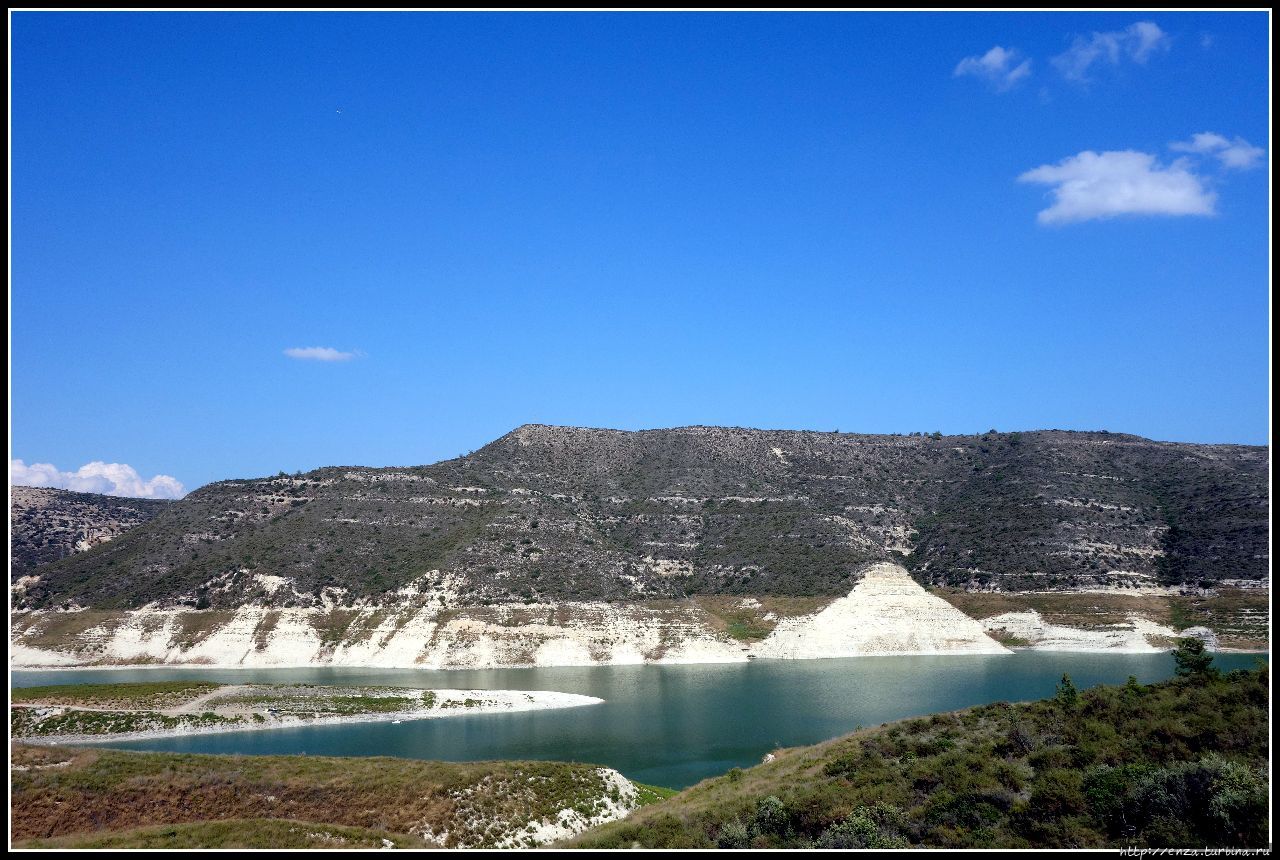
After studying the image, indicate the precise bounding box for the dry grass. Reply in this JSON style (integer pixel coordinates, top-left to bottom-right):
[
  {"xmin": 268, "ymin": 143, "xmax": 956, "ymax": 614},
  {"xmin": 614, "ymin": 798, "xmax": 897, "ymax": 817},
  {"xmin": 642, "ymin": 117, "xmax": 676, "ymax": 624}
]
[
  {"xmin": 252, "ymin": 610, "xmax": 280, "ymax": 651},
  {"xmin": 310, "ymin": 609, "xmax": 362, "ymax": 648},
  {"xmin": 14, "ymin": 818, "xmax": 429, "ymax": 849},
  {"xmin": 695, "ymin": 595, "xmax": 835, "ymax": 642},
  {"xmin": 1166, "ymin": 588, "xmax": 1270, "ymax": 650},
  {"xmin": 932, "ymin": 588, "xmax": 1269, "ymax": 648},
  {"xmin": 171, "ymin": 611, "xmax": 236, "ymax": 649},
  {"xmin": 10, "ymin": 743, "xmax": 632, "ymax": 848},
  {"xmin": 10, "ymin": 611, "xmax": 130, "ymax": 651}
]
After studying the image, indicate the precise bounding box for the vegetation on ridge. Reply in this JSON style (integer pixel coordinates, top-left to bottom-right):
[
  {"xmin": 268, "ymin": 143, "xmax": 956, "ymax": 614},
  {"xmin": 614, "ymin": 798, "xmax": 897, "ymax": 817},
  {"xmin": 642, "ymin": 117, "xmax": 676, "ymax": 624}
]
[{"xmin": 15, "ymin": 427, "xmax": 1266, "ymax": 612}]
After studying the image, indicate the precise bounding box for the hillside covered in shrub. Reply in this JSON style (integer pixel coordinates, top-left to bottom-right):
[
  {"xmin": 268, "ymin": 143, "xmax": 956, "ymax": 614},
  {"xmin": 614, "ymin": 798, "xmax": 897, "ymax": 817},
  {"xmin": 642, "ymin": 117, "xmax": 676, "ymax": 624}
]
[
  {"xmin": 10, "ymin": 486, "xmax": 170, "ymax": 577},
  {"xmin": 17, "ymin": 425, "xmax": 1268, "ymax": 610},
  {"xmin": 573, "ymin": 657, "xmax": 1269, "ymax": 849}
]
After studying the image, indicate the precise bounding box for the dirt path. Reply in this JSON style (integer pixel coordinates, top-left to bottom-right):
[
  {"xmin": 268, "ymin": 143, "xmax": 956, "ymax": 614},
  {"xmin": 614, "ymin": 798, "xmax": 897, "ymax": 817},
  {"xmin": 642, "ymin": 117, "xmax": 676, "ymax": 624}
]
[{"xmin": 165, "ymin": 684, "xmax": 251, "ymax": 715}]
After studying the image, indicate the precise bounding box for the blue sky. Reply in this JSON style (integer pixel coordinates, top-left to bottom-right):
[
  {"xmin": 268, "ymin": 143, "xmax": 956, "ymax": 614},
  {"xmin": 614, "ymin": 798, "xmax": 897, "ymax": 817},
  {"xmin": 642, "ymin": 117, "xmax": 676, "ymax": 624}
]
[{"xmin": 10, "ymin": 11, "xmax": 1271, "ymax": 496}]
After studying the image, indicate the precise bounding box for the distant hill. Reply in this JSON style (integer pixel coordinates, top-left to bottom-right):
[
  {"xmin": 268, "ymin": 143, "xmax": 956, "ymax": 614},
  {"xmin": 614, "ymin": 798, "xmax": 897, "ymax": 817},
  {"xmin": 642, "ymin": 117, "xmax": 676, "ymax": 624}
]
[
  {"xmin": 9, "ymin": 486, "xmax": 170, "ymax": 578},
  {"xmin": 14, "ymin": 426, "xmax": 1268, "ymax": 611}
]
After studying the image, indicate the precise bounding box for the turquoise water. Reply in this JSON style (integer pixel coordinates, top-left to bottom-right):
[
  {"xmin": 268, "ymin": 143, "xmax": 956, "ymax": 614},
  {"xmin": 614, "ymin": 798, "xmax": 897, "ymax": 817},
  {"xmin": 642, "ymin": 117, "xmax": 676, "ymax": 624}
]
[{"xmin": 12, "ymin": 651, "xmax": 1266, "ymax": 789}]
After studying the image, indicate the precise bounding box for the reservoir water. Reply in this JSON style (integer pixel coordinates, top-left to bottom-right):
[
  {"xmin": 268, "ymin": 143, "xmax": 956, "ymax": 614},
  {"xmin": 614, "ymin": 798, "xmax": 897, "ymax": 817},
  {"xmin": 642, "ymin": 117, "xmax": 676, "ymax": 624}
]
[{"xmin": 12, "ymin": 651, "xmax": 1266, "ymax": 789}]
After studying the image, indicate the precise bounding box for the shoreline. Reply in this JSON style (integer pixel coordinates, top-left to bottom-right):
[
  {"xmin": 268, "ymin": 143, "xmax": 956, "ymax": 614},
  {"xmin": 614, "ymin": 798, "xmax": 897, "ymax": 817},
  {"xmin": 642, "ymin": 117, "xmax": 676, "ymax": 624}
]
[
  {"xmin": 10, "ymin": 646, "xmax": 1269, "ymax": 675},
  {"xmin": 14, "ymin": 566, "xmax": 1264, "ymax": 671},
  {"xmin": 11, "ymin": 688, "xmax": 603, "ymax": 746}
]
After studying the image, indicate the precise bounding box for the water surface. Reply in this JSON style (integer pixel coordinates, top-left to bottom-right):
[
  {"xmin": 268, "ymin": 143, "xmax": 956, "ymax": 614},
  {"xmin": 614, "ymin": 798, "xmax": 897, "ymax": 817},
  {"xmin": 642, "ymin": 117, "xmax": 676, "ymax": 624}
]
[{"xmin": 13, "ymin": 651, "xmax": 1266, "ymax": 789}]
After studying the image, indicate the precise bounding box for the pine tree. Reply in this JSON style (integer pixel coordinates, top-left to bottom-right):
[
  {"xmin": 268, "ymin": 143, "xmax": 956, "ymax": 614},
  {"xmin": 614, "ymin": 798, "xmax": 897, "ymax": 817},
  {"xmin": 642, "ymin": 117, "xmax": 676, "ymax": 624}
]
[
  {"xmin": 1173, "ymin": 637, "xmax": 1217, "ymax": 679},
  {"xmin": 1054, "ymin": 673, "xmax": 1078, "ymax": 708}
]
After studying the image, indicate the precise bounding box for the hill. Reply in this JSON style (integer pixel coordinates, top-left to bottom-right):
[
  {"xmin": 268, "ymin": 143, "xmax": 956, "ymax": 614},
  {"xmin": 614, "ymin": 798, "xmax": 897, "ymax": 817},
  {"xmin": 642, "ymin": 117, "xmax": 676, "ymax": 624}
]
[
  {"xmin": 14, "ymin": 426, "xmax": 1268, "ymax": 612},
  {"xmin": 571, "ymin": 662, "xmax": 1269, "ymax": 849},
  {"xmin": 9, "ymin": 486, "xmax": 170, "ymax": 578},
  {"xmin": 10, "ymin": 743, "xmax": 669, "ymax": 848}
]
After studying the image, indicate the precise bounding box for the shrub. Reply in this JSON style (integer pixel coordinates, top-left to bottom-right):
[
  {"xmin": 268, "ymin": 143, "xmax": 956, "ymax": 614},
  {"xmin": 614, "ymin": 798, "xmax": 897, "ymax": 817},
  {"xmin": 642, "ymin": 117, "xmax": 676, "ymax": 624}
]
[
  {"xmin": 1084, "ymin": 755, "xmax": 1266, "ymax": 848},
  {"xmin": 1026, "ymin": 769, "xmax": 1087, "ymax": 820},
  {"xmin": 753, "ymin": 795, "xmax": 788, "ymax": 836},
  {"xmin": 715, "ymin": 819, "xmax": 751, "ymax": 849},
  {"xmin": 817, "ymin": 804, "xmax": 910, "ymax": 848}
]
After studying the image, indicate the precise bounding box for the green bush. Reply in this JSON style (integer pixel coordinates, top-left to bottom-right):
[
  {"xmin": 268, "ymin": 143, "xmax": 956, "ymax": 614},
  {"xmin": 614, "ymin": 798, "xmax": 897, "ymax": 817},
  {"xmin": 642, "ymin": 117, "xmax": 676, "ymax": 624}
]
[
  {"xmin": 753, "ymin": 796, "xmax": 788, "ymax": 836},
  {"xmin": 715, "ymin": 819, "xmax": 751, "ymax": 849},
  {"xmin": 816, "ymin": 804, "xmax": 910, "ymax": 848}
]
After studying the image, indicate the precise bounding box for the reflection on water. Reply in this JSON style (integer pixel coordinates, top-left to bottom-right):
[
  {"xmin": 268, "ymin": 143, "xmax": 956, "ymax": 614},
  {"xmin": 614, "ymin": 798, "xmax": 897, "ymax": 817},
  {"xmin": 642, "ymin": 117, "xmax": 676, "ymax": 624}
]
[{"xmin": 13, "ymin": 651, "xmax": 1266, "ymax": 789}]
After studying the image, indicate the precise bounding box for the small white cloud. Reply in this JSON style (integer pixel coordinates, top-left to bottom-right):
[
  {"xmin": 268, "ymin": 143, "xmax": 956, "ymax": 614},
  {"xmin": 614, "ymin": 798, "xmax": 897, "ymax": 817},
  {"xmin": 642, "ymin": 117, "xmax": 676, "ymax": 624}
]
[
  {"xmin": 284, "ymin": 346, "xmax": 358, "ymax": 362},
  {"xmin": 1126, "ymin": 21, "xmax": 1169, "ymax": 63},
  {"xmin": 1018, "ymin": 149, "xmax": 1216, "ymax": 225},
  {"xmin": 1170, "ymin": 132, "xmax": 1264, "ymax": 170},
  {"xmin": 11, "ymin": 459, "xmax": 186, "ymax": 499},
  {"xmin": 954, "ymin": 46, "xmax": 1032, "ymax": 92},
  {"xmin": 1052, "ymin": 21, "xmax": 1171, "ymax": 82}
]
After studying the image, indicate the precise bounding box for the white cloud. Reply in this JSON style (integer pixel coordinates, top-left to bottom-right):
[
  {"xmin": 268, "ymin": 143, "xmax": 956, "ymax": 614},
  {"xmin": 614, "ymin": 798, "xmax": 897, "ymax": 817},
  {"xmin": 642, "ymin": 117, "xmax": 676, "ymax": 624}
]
[
  {"xmin": 1017, "ymin": 150, "xmax": 1216, "ymax": 225},
  {"xmin": 954, "ymin": 46, "xmax": 1032, "ymax": 91},
  {"xmin": 1126, "ymin": 21, "xmax": 1169, "ymax": 63},
  {"xmin": 284, "ymin": 346, "xmax": 358, "ymax": 362},
  {"xmin": 11, "ymin": 459, "xmax": 186, "ymax": 499},
  {"xmin": 1052, "ymin": 21, "xmax": 1171, "ymax": 82},
  {"xmin": 1170, "ymin": 132, "xmax": 1264, "ymax": 170}
]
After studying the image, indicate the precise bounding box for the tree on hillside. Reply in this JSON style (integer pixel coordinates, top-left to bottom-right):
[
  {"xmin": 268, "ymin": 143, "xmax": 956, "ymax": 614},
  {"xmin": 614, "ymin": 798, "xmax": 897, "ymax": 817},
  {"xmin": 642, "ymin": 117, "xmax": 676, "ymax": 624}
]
[
  {"xmin": 1173, "ymin": 637, "xmax": 1217, "ymax": 679},
  {"xmin": 1054, "ymin": 673, "xmax": 1078, "ymax": 709}
]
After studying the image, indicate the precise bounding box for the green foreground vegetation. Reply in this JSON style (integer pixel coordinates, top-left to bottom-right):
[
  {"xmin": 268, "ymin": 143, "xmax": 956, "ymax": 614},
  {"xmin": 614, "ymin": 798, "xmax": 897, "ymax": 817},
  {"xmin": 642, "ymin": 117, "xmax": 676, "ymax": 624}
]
[
  {"xmin": 573, "ymin": 649, "xmax": 1269, "ymax": 849},
  {"xmin": 11, "ymin": 680, "xmax": 220, "ymax": 709}
]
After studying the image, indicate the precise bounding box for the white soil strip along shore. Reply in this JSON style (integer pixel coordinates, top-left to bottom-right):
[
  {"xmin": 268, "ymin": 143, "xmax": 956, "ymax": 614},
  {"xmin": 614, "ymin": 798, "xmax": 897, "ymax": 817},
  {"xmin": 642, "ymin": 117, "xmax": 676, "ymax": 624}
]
[
  {"xmin": 14, "ymin": 561, "xmax": 1258, "ymax": 669},
  {"xmin": 14, "ymin": 688, "xmax": 602, "ymax": 746},
  {"xmin": 980, "ymin": 610, "xmax": 1179, "ymax": 653}
]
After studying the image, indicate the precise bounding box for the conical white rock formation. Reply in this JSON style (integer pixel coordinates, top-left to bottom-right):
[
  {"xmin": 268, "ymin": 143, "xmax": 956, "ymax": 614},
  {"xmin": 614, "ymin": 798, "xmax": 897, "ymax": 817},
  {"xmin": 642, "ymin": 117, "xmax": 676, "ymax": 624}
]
[{"xmin": 751, "ymin": 563, "xmax": 1009, "ymax": 658}]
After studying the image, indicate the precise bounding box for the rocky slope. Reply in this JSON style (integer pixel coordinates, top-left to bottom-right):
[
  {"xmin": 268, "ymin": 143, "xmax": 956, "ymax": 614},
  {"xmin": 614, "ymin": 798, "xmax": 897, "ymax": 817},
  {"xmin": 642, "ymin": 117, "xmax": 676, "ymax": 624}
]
[
  {"xmin": 9, "ymin": 426, "xmax": 1268, "ymax": 668},
  {"xmin": 9, "ymin": 486, "xmax": 169, "ymax": 577},
  {"xmin": 12, "ymin": 563, "xmax": 1014, "ymax": 668},
  {"xmin": 13, "ymin": 426, "xmax": 1268, "ymax": 613},
  {"xmin": 17, "ymin": 560, "xmax": 1247, "ymax": 668}
]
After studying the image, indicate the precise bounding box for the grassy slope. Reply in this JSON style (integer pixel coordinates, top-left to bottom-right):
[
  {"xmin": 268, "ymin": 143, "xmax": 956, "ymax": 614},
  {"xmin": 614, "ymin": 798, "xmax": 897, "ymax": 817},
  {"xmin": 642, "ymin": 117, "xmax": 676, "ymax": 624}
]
[
  {"xmin": 571, "ymin": 665, "xmax": 1269, "ymax": 849},
  {"xmin": 16, "ymin": 819, "xmax": 427, "ymax": 849},
  {"xmin": 10, "ymin": 745, "xmax": 629, "ymax": 848},
  {"xmin": 12, "ymin": 681, "xmax": 222, "ymax": 709},
  {"xmin": 933, "ymin": 588, "xmax": 1270, "ymax": 649}
]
